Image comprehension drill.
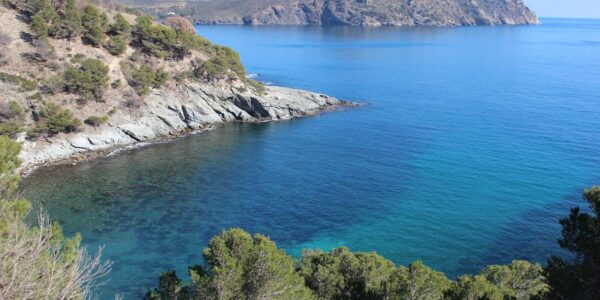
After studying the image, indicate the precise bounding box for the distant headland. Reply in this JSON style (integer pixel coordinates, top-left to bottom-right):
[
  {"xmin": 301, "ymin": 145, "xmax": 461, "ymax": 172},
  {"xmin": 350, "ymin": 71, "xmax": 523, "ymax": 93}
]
[{"xmin": 116, "ymin": 0, "xmax": 539, "ymax": 27}]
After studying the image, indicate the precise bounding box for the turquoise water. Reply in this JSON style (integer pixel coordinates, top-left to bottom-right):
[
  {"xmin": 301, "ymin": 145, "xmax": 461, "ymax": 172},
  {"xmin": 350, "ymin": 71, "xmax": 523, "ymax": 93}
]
[{"xmin": 21, "ymin": 19, "xmax": 600, "ymax": 298}]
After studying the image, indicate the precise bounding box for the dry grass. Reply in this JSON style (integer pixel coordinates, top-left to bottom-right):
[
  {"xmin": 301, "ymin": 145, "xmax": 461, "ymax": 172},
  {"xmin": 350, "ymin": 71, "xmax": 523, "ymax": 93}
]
[{"xmin": 0, "ymin": 202, "xmax": 112, "ymax": 299}]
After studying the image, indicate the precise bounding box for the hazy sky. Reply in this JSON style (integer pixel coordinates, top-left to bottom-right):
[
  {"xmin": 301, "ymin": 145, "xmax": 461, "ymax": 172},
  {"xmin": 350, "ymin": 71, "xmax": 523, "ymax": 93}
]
[{"xmin": 525, "ymin": 0, "xmax": 600, "ymax": 18}]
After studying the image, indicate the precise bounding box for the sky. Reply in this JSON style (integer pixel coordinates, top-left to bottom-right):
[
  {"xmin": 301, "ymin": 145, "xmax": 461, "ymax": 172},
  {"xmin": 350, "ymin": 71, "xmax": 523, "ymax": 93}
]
[{"xmin": 525, "ymin": 0, "xmax": 600, "ymax": 18}]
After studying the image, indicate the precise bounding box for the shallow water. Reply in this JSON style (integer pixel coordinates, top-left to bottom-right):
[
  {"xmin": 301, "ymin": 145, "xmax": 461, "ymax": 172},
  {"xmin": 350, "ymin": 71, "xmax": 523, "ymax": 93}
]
[{"xmin": 21, "ymin": 19, "xmax": 600, "ymax": 298}]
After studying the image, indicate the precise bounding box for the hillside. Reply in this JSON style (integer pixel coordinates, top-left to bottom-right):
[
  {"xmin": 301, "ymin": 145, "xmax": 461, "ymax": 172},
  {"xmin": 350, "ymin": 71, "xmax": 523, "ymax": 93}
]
[
  {"xmin": 118, "ymin": 0, "xmax": 538, "ymax": 26},
  {"xmin": 0, "ymin": 1, "xmax": 343, "ymax": 170}
]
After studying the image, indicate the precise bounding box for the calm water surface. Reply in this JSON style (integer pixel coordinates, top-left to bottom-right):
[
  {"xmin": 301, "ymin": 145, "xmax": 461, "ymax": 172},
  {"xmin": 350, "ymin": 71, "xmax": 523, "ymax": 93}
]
[{"xmin": 21, "ymin": 19, "xmax": 600, "ymax": 298}]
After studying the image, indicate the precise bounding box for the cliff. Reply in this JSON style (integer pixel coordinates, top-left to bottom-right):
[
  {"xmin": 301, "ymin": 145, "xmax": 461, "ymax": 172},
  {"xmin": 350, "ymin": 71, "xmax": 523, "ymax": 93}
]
[{"xmin": 125, "ymin": 0, "xmax": 539, "ymax": 26}]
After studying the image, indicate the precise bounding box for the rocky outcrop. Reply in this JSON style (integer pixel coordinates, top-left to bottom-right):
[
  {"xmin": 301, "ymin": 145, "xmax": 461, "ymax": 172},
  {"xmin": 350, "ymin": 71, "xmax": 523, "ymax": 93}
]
[
  {"xmin": 19, "ymin": 83, "xmax": 345, "ymax": 170},
  {"xmin": 142, "ymin": 0, "xmax": 538, "ymax": 26}
]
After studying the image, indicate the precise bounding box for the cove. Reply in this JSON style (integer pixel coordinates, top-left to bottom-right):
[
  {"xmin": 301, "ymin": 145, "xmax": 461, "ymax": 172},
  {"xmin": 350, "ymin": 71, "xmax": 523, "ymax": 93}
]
[{"xmin": 21, "ymin": 19, "xmax": 600, "ymax": 298}]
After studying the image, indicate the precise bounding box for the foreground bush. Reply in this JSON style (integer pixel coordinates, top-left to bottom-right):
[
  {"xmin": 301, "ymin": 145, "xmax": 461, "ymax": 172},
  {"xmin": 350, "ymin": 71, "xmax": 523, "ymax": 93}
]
[
  {"xmin": 0, "ymin": 199, "xmax": 111, "ymax": 299},
  {"xmin": 0, "ymin": 138, "xmax": 111, "ymax": 298},
  {"xmin": 146, "ymin": 228, "xmax": 547, "ymax": 300},
  {"xmin": 545, "ymin": 187, "xmax": 600, "ymax": 299},
  {"xmin": 145, "ymin": 229, "xmax": 314, "ymax": 300}
]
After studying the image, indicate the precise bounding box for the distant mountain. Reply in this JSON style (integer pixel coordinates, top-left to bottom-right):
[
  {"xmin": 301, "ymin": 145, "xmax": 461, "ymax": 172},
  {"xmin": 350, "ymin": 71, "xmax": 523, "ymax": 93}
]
[{"xmin": 118, "ymin": 0, "xmax": 539, "ymax": 27}]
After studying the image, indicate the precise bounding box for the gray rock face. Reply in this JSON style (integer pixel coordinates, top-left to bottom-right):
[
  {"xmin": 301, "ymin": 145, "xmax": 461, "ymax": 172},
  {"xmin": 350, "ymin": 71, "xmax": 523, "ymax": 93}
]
[
  {"xmin": 19, "ymin": 84, "xmax": 344, "ymax": 169},
  {"xmin": 149, "ymin": 0, "xmax": 538, "ymax": 26}
]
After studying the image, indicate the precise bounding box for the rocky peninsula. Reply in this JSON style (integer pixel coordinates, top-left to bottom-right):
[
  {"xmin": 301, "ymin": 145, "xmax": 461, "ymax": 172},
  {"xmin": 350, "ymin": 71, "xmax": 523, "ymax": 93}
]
[
  {"xmin": 18, "ymin": 84, "xmax": 344, "ymax": 170},
  {"xmin": 0, "ymin": 2, "xmax": 345, "ymax": 171}
]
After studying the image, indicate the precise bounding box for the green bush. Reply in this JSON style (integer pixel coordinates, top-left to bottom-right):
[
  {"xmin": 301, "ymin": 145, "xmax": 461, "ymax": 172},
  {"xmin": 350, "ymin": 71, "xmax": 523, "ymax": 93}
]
[
  {"xmin": 105, "ymin": 34, "xmax": 128, "ymax": 56},
  {"xmin": 0, "ymin": 100, "xmax": 26, "ymax": 139},
  {"xmin": 30, "ymin": 103, "xmax": 81, "ymax": 136},
  {"xmin": 0, "ymin": 135, "xmax": 21, "ymax": 195},
  {"xmin": 145, "ymin": 229, "xmax": 313, "ymax": 300},
  {"xmin": 63, "ymin": 58, "xmax": 109, "ymax": 101},
  {"xmin": 300, "ymin": 247, "xmax": 396, "ymax": 299},
  {"xmin": 122, "ymin": 63, "xmax": 168, "ymax": 96},
  {"xmin": 84, "ymin": 115, "xmax": 108, "ymax": 127},
  {"xmin": 30, "ymin": 13, "xmax": 49, "ymax": 38},
  {"xmin": 2, "ymin": 101, "xmax": 25, "ymax": 119},
  {"xmin": 42, "ymin": 75, "xmax": 64, "ymax": 94},
  {"xmin": 0, "ymin": 122, "xmax": 23, "ymax": 139},
  {"xmin": 81, "ymin": 4, "xmax": 108, "ymax": 47},
  {"xmin": 194, "ymin": 46, "xmax": 246, "ymax": 81},
  {"xmin": 131, "ymin": 15, "xmax": 211, "ymax": 60},
  {"xmin": 109, "ymin": 14, "xmax": 132, "ymax": 38},
  {"xmin": 146, "ymin": 228, "xmax": 549, "ymax": 300},
  {"xmin": 111, "ymin": 79, "xmax": 122, "ymax": 89},
  {"xmin": 545, "ymin": 187, "xmax": 600, "ymax": 299},
  {"xmin": 0, "ymin": 72, "xmax": 37, "ymax": 92},
  {"xmin": 49, "ymin": 0, "xmax": 82, "ymax": 39}
]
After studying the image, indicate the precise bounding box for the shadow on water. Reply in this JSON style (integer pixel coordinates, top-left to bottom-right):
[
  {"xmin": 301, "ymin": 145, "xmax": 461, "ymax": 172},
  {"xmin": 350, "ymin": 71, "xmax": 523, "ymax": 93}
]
[{"xmin": 455, "ymin": 189, "xmax": 588, "ymax": 277}]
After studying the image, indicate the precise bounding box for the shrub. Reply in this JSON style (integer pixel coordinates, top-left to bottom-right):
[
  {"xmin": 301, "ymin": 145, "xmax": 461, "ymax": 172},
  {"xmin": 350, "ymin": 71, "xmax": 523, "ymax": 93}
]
[
  {"xmin": 145, "ymin": 229, "xmax": 313, "ymax": 300},
  {"xmin": 0, "ymin": 122, "xmax": 23, "ymax": 139},
  {"xmin": 0, "ymin": 139, "xmax": 112, "ymax": 298},
  {"xmin": 300, "ymin": 247, "xmax": 396, "ymax": 299},
  {"xmin": 30, "ymin": 11, "xmax": 49, "ymax": 38},
  {"xmin": 0, "ymin": 101, "xmax": 25, "ymax": 120},
  {"xmin": 81, "ymin": 4, "xmax": 108, "ymax": 47},
  {"xmin": 146, "ymin": 229, "xmax": 549, "ymax": 300},
  {"xmin": 31, "ymin": 103, "xmax": 81, "ymax": 136},
  {"xmin": 132, "ymin": 15, "xmax": 183, "ymax": 59},
  {"xmin": 105, "ymin": 34, "xmax": 128, "ymax": 56},
  {"xmin": 194, "ymin": 46, "xmax": 246, "ymax": 81},
  {"xmin": 22, "ymin": 39, "xmax": 55, "ymax": 64},
  {"xmin": 0, "ymin": 135, "xmax": 21, "ymax": 195},
  {"xmin": 42, "ymin": 75, "xmax": 65, "ymax": 94},
  {"xmin": 63, "ymin": 58, "xmax": 109, "ymax": 101},
  {"xmin": 109, "ymin": 13, "xmax": 132, "ymax": 38},
  {"xmin": 122, "ymin": 62, "xmax": 168, "ymax": 96},
  {"xmin": 0, "ymin": 72, "xmax": 37, "ymax": 92},
  {"xmin": 111, "ymin": 79, "xmax": 122, "ymax": 89},
  {"xmin": 84, "ymin": 115, "xmax": 108, "ymax": 127},
  {"xmin": 51, "ymin": 0, "xmax": 82, "ymax": 40},
  {"xmin": 165, "ymin": 16, "xmax": 196, "ymax": 34},
  {"xmin": 545, "ymin": 187, "xmax": 600, "ymax": 299}
]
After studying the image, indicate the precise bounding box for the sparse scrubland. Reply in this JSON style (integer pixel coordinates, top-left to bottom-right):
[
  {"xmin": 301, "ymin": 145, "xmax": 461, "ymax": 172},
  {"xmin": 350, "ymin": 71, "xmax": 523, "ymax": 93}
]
[{"xmin": 0, "ymin": 0, "xmax": 261, "ymax": 142}]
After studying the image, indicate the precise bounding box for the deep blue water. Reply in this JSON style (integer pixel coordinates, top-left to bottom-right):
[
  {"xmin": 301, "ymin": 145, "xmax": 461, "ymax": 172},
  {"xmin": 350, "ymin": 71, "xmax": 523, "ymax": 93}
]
[{"xmin": 21, "ymin": 19, "xmax": 600, "ymax": 298}]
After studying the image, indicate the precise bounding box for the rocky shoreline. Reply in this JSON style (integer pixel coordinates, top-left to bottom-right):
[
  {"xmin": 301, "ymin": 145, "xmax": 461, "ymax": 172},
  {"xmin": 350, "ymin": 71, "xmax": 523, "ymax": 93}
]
[{"xmin": 19, "ymin": 83, "xmax": 350, "ymax": 173}]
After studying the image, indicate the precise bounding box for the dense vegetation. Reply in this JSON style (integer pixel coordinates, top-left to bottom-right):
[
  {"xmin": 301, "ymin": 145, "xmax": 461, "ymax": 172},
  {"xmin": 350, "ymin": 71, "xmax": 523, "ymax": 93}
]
[
  {"xmin": 63, "ymin": 58, "xmax": 110, "ymax": 101},
  {"xmin": 0, "ymin": 136, "xmax": 111, "ymax": 299},
  {"xmin": 145, "ymin": 188, "xmax": 600, "ymax": 300}
]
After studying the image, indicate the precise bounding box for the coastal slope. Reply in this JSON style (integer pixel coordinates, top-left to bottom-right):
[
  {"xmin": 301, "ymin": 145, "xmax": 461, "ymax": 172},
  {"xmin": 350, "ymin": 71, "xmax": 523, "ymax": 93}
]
[
  {"xmin": 121, "ymin": 0, "xmax": 539, "ymax": 26},
  {"xmin": 0, "ymin": 2, "xmax": 343, "ymax": 170}
]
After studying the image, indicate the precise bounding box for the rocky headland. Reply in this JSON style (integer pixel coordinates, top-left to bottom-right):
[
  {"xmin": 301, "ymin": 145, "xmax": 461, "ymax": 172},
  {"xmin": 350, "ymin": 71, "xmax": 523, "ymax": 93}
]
[
  {"xmin": 18, "ymin": 84, "xmax": 345, "ymax": 171},
  {"xmin": 122, "ymin": 0, "xmax": 539, "ymax": 27}
]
